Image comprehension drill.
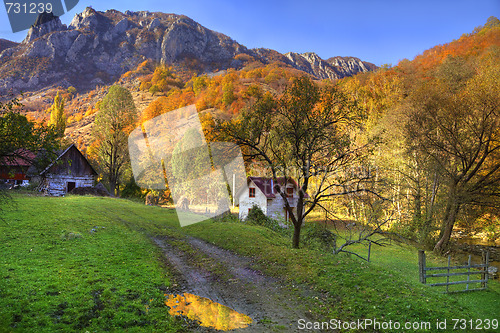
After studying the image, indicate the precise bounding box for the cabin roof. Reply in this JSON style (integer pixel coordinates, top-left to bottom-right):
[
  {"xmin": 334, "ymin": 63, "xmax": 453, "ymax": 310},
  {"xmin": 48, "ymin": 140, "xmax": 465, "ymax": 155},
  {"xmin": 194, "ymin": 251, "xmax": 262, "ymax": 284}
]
[{"xmin": 40, "ymin": 144, "xmax": 98, "ymax": 176}]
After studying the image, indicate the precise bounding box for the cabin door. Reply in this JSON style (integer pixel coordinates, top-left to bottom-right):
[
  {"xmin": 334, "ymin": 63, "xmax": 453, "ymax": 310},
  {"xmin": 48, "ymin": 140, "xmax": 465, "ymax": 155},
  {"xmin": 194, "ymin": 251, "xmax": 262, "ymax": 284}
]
[{"xmin": 67, "ymin": 181, "xmax": 76, "ymax": 193}]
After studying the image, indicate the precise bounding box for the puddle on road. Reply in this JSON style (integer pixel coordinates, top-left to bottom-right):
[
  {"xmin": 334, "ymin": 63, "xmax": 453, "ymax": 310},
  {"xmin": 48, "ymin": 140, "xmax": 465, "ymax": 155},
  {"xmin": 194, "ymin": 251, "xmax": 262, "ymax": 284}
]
[{"xmin": 165, "ymin": 293, "xmax": 253, "ymax": 330}]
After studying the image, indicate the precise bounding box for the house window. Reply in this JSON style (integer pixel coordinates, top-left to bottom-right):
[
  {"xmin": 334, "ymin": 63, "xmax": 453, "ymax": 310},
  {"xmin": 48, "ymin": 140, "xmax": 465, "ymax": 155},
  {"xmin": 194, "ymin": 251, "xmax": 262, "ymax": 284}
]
[
  {"xmin": 249, "ymin": 188, "xmax": 255, "ymax": 198},
  {"xmin": 286, "ymin": 187, "xmax": 294, "ymax": 198}
]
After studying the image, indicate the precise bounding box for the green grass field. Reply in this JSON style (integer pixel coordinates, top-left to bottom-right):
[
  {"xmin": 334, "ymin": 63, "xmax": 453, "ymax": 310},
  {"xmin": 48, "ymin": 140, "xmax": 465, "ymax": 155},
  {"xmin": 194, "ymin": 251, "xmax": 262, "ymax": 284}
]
[
  {"xmin": 185, "ymin": 220, "xmax": 500, "ymax": 332},
  {"xmin": 1, "ymin": 193, "xmax": 498, "ymax": 332},
  {"xmin": 0, "ymin": 194, "xmax": 184, "ymax": 332}
]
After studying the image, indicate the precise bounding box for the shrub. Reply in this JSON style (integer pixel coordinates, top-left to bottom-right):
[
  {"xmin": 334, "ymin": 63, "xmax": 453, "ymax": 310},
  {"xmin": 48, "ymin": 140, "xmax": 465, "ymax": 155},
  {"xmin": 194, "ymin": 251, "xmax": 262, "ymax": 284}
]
[
  {"xmin": 245, "ymin": 205, "xmax": 269, "ymax": 225},
  {"xmin": 245, "ymin": 205, "xmax": 291, "ymax": 235},
  {"xmin": 149, "ymin": 84, "xmax": 160, "ymax": 95},
  {"xmin": 74, "ymin": 112, "xmax": 83, "ymax": 122},
  {"xmin": 217, "ymin": 213, "xmax": 239, "ymax": 223},
  {"xmin": 121, "ymin": 178, "xmax": 143, "ymax": 199},
  {"xmin": 303, "ymin": 223, "xmax": 336, "ymax": 251},
  {"xmin": 85, "ymin": 106, "xmax": 96, "ymax": 117}
]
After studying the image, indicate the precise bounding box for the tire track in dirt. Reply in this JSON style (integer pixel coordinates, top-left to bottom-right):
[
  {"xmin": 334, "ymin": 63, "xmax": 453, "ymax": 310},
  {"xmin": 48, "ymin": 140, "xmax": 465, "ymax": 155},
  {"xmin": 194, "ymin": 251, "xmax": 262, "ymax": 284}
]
[{"xmin": 152, "ymin": 236, "xmax": 322, "ymax": 332}]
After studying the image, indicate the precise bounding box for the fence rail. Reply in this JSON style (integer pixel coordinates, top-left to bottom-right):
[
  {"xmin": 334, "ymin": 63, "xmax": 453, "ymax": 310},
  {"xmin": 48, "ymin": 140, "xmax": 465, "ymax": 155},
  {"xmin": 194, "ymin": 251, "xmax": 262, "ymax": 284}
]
[{"xmin": 418, "ymin": 250, "xmax": 489, "ymax": 293}]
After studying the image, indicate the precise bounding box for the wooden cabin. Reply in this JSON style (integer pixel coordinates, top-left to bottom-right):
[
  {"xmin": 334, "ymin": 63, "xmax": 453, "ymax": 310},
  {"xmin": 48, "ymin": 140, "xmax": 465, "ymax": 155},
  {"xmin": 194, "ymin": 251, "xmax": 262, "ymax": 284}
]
[{"xmin": 39, "ymin": 144, "xmax": 97, "ymax": 196}]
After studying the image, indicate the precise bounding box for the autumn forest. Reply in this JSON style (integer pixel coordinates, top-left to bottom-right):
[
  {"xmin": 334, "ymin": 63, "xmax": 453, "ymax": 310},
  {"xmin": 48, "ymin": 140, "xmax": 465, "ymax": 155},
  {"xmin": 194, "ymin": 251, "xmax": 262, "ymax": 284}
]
[
  {"xmin": 2, "ymin": 16, "xmax": 499, "ymax": 254},
  {"xmin": 116, "ymin": 16, "xmax": 500, "ymax": 252}
]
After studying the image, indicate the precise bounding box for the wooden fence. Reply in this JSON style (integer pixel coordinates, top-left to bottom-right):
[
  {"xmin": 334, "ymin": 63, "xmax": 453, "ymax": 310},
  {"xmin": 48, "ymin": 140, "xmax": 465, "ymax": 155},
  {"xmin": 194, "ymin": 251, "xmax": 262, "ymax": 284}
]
[{"xmin": 418, "ymin": 250, "xmax": 490, "ymax": 293}]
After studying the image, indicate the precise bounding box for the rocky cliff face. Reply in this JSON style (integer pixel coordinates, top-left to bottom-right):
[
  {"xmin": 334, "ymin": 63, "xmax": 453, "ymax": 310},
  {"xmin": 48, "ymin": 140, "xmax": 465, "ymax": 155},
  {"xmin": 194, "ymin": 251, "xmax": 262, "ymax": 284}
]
[
  {"xmin": 23, "ymin": 12, "xmax": 67, "ymax": 43},
  {"xmin": 250, "ymin": 49, "xmax": 376, "ymax": 81},
  {"xmin": 283, "ymin": 52, "xmax": 377, "ymax": 80},
  {"xmin": 0, "ymin": 7, "xmax": 376, "ymax": 95},
  {"xmin": 0, "ymin": 39, "xmax": 18, "ymax": 53}
]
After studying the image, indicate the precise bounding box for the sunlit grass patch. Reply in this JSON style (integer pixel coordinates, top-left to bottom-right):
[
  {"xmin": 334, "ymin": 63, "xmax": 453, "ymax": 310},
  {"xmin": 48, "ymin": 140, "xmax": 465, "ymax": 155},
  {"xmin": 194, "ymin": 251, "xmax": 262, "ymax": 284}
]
[
  {"xmin": 185, "ymin": 218, "xmax": 500, "ymax": 332},
  {"xmin": 0, "ymin": 194, "xmax": 183, "ymax": 332}
]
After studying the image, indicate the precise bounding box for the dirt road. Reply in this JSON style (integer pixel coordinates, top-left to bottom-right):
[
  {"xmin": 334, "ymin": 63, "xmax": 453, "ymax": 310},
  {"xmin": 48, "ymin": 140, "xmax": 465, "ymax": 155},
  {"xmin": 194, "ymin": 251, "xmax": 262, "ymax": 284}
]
[{"xmin": 153, "ymin": 235, "xmax": 322, "ymax": 332}]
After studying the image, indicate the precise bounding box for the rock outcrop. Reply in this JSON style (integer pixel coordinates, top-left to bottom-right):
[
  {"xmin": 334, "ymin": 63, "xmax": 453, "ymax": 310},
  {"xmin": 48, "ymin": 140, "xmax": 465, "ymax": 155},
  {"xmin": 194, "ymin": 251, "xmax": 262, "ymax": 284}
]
[
  {"xmin": 23, "ymin": 12, "xmax": 67, "ymax": 43},
  {"xmin": 284, "ymin": 52, "xmax": 377, "ymax": 80},
  {"xmin": 0, "ymin": 7, "xmax": 377, "ymax": 95},
  {"xmin": 0, "ymin": 39, "xmax": 19, "ymax": 53}
]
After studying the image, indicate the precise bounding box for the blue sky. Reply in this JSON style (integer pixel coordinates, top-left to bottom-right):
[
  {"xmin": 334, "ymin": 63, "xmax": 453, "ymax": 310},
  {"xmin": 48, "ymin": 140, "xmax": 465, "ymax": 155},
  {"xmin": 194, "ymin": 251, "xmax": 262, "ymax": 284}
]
[{"xmin": 1, "ymin": 0, "xmax": 498, "ymax": 66}]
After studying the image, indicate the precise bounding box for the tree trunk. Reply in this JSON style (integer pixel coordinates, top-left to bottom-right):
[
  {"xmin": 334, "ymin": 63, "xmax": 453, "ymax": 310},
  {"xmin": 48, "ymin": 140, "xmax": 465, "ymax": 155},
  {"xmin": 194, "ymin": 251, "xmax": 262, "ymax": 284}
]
[
  {"xmin": 413, "ymin": 185, "xmax": 422, "ymax": 227},
  {"xmin": 109, "ymin": 175, "xmax": 117, "ymax": 197},
  {"xmin": 434, "ymin": 198, "xmax": 461, "ymax": 254},
  {"xmin": 292, "ymin": 212, "xmax": 303, "ymax": 249},
  {"xmin": 420, "ymin": 171, "xmax": 439, "ymax": 245},
  {"xmin": 426, "ymin": 170, "xmax": 439, "ymax": 221},
  {"xmin": 292, "ymin": 224, "xmax": 301, "ymax": 249}
]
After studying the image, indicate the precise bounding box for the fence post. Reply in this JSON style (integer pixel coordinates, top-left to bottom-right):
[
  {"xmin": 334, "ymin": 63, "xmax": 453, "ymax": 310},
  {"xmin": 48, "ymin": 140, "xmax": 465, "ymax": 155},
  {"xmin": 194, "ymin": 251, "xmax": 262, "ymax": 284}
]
[
  {"xmin": 418, "ymin": 250, "xmax": 426, "ymax": 284},
  {"xmin": 446, "ymin": 256, "xmax": 451, "ymax": 293},
  {"xmin": 481, "ymin": 250, "xmax": 486, "ymax": 289},
  {"xmin": 466, "ymin": 255, "xmax": 472, "ymax": 291},
  {"xmin": 482, "ymin": 251, "xmax": 489, "ymax": 289}
]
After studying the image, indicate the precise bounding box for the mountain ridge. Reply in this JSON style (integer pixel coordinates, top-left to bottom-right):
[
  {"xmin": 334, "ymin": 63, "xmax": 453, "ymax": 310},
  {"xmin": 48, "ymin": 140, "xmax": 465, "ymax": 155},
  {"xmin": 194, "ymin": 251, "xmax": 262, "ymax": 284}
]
[
  {"xmin": 0, "ymin": 38, "xmax": 18, "ymax": 54},
  {"xmin": 0, "ymin": 7, "xmax": 376, "ymax": 96}
]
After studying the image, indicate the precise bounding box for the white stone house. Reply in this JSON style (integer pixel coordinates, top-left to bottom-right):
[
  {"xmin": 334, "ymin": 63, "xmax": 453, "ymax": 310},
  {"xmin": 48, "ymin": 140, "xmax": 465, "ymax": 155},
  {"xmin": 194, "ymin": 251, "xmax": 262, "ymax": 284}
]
[{"xmin": 238, "ymin": 177, "xmax": 307, "ymax": 221}]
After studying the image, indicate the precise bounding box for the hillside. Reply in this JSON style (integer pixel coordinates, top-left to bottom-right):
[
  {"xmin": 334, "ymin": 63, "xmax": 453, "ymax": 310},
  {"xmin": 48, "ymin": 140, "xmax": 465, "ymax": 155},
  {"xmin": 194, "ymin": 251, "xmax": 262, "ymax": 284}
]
[
  {"xmin": 335, "ymin": 16, "xmax": 500, "ymax": 246},
  {"xmin": 0, "ymin": 6, "xmax": 378, "ymax": 153},
  {"xmin": 1, "ymin": 194, "xmax": 498, "ymax": 331},
  {"xmin": 335, "ymin": 16, "xmax": 500, "ymax": 125},
  {"xmin": 15, "ymin": 15, "xmax": 500, "ymax": 156}
]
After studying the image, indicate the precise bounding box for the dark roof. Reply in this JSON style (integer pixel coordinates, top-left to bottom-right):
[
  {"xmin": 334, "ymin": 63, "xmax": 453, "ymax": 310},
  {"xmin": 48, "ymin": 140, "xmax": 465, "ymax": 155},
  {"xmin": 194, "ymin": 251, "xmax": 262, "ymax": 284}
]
[
  {"xmin": 248, "ymin": 176, "xmax": 309, "ymax": 198},
  {"xmin": 40, "ymin": 144, "xmax": 97, "ymax": 176}
]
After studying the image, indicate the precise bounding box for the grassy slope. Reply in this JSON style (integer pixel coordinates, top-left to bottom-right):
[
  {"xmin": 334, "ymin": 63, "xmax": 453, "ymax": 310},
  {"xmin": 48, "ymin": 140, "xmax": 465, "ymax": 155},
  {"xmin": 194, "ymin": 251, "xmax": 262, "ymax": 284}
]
[
  {"xmin": 185, "ymin": 220, "xmax": 500, "ymax": 332},
  {"xmin": 0, "ymin": 194, "xmax": 184, "ymax": 332},
  {"xmin": 1, "ymin": 194, "xmax": 498, "ymax": 332}
]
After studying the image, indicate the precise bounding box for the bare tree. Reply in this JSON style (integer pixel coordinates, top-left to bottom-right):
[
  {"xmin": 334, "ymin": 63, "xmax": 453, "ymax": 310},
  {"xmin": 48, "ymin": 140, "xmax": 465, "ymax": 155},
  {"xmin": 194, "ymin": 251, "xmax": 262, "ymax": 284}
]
[{"xmin": 217, "ymin": 76, "xmax": 374, "ymax": 248}]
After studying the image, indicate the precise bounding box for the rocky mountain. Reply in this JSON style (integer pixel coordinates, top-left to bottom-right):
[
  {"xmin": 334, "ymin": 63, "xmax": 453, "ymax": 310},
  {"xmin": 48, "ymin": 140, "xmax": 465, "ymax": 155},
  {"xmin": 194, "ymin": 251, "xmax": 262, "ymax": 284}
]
[
  {"xmin": 0, "ymin": 39, "xmax": 18, "ymax": 53},
  {"xmin": 0, "ymin": 7, "xmax": 376, "ymax": 95},
  {"xmin": 285, "ymin": 52, "xmax": 377, "ymax": 80}
]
